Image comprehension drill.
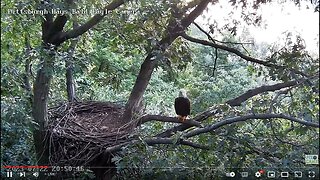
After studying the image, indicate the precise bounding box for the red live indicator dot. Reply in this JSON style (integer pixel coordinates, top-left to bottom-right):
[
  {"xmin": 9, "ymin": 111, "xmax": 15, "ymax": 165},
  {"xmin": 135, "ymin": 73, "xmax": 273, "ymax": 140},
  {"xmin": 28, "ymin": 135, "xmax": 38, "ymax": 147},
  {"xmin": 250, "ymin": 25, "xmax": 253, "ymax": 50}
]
[{"xmin": 259, "ymin": 169, "xmax": 265, "ymax": 174}]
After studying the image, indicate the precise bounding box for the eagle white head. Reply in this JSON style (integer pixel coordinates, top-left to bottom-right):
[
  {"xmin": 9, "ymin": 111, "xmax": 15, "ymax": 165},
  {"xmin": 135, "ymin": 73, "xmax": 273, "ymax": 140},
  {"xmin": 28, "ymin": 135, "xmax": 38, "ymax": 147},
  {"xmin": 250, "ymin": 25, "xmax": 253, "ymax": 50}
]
[{"xmin": 179, "ymin": 89, "xmax": 188, "ymax": 98}]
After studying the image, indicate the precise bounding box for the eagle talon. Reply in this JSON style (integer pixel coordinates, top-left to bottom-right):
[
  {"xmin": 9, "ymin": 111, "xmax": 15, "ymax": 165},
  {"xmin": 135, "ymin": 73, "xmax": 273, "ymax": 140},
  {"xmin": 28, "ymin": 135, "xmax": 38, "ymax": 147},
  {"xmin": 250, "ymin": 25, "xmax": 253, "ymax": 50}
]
[
  {"xmin": 177, "ymin": 115, "xmax": 187, "ymax": 123},
  {"xmin": 182, "ymin": 116, "xmax": 187, "ymax": 122}
]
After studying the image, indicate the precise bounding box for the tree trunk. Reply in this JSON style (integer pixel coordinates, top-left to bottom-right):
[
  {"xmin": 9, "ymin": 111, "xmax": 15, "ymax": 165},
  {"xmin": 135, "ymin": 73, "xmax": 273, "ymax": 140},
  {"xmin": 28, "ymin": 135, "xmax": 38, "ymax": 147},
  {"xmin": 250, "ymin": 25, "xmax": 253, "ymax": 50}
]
[
  {"xmin": 66, "ymin": 37, "xmax": 78, "ymax": 102},
  {"xmin": 30, "ymin": 1, "xmax": 127, "ymax": 178},
  {"xmin": 66, "ymin": 59, "xmax": 76, "ymax": 102},
  {"xmin": 23, "ymin": 36, "xmax": 32, "ymax": 93},
  {"xmin": 32, "ymin": 50, "xmax": 55, "ymax": 166},
  {"xmin": 122, "ymin": 31, "xmax": 181, "ymax": 123},
  {"xmin": 122, "ymin": 0, "xmax": 211, "ymax": 122},
  {"xmin": 90, "ymin": 153, "xmax": 116, "ymax": 180},
  {"xmin": 122, "ymin": 54, "xmax": 156, "ymax": 123}
]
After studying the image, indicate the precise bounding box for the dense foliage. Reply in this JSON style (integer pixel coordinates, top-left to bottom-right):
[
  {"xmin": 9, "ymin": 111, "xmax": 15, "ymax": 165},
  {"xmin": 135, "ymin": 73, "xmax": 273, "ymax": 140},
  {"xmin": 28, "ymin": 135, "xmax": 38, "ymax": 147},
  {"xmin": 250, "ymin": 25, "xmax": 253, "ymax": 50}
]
[{"xmin": 1, "ymin": 0, "xmax": 319, "ymax": 179}]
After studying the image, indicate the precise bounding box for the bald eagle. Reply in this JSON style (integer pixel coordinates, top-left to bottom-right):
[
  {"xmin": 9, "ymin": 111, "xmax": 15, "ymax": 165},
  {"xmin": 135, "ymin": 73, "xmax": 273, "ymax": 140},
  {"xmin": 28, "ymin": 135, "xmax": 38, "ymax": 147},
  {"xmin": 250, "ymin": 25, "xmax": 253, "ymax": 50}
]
[{"xmin": 174, "ymin": 89, "xmax": 191, "ymax": 122}]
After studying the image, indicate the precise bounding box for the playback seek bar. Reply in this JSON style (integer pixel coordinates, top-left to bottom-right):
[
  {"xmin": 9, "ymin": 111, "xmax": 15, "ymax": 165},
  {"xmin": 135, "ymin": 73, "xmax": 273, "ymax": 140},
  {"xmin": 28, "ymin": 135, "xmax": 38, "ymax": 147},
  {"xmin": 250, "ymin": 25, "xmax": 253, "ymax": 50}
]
[{"xmin": 3, "ymin": 165, "xmax": 49, "ymax": 169}]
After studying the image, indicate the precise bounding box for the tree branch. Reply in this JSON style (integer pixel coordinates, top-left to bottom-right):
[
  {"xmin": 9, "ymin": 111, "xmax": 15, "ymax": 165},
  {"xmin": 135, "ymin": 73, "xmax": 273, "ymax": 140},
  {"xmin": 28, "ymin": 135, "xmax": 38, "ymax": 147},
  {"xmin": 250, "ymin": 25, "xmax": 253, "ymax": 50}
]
[
  {"xmin": 66, "ymin": 20, "xmax": 79, "ymax": 102},
  {"xmin": 105, "ymin": 141, "xmax": 135, "ymax": 153},
  {"xmin": 227, "ymin": 76, "xmax": 318, "ymax": 106},
  {"xmin": 181, "ymin": 0, "xmax": 214, "ymax": 28},
  {"xmin": 23, "ymin": 35, "xmax": 32, "ymax": 92},
  {"xmin": 193, "ymin": 22, "xmax": 216, "ymax": 43},
  {"xmin": 226, "ymin": 80, "xmax": 298, "ymax": 106},
  {"xmin": 138, "ymin": 115, "xmax": 202, "ymax": 127},
  {"xmin": 145, "ymin": 138, "xmax": 209, "ymax": 150},
  {"xmin": 156, "ymin": 107, "xmax": 222, "ymax": 137},
  {"xmin": 64, "ymin": 0, "xmax": 125, "ymax": 40},
  {"xmin": 242, "ymin": 139, "xmax": 281, "ymax": 163},
  {"xmin": 123, "ymin": 0, "xmax": 212, "ymax": 122},
  {"xmin": 193, "ymin": 22, "xmax": 253, "ymax": 45},
  {"xmin": 180, "ymin": 33, "xmax": 309, "ymax": 77},
  {"xmin": 104, "ymin": 138, "xmax": 209, "ymax": 153},
  {"xmin": 50, "ymin": 15, "xmax": 68, "ymax": 35},
  {"xmin": 162, "ymin": 0, "xmax": 212, "ymax": 47},
  {"xmin": 184, "ymin": 113, "xmax": 319, "ymax": 138},
  {"xmin": 156, "ymin": 76, "xmax": 317, "ymax": 138},
  {"xmin": 182, "ymin": 0, "xmax": 202, "ymax": 12}
]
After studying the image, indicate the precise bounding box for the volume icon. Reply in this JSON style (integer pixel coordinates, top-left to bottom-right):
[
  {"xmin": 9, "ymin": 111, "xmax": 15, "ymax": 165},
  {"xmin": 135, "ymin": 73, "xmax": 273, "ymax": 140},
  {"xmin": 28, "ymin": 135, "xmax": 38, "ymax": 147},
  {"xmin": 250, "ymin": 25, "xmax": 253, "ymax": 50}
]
[{"xmin": 33, "ymin": 172, "xmax": 39, "ymax": 177}]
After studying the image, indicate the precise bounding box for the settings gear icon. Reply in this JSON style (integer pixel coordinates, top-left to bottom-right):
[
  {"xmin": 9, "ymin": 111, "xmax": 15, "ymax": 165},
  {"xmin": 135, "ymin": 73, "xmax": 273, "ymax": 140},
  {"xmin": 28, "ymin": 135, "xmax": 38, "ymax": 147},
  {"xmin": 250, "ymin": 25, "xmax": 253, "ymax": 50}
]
[{"xmin": 255, "ymin": 171, "xmax": 262, "ymax": 177}]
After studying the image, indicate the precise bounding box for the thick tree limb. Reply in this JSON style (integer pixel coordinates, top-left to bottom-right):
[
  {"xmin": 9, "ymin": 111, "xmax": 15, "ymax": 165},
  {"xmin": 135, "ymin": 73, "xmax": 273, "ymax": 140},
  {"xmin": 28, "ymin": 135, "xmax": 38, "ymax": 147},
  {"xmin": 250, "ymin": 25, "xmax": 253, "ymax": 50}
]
[
  {"xmin": 182, "ymin": 0, "xmax": 203, "ymax": 12},
  {"xmin": 66, "ymin": 21, "xmax": 79, "ymax": 102},
  {"xmin": 180, "ymin": 33, "xmax": 309, "ymax": 77},
  {"xmin": 160, "ymin": 0, "xmax": 213, "ymax": 48},
  {"xmin": 226, "ymin": 80, "xmax": 298, "ymax": 106},
  {"xmin": 227, "ymin": 76, "xmax": 318, "ymax": 106},
  {"xmin": 64, "ymin": 0, "xmax": 125, "ymax": 40},
  {"xmin": 43, "ymin": 0, "xmax": 125, "ymax": 45},
  {"xmin": 184, "ymin": 113, "xmax": 319, "ymax": 138},
  {"xmin": 181, "ymin": 0, "xmax": 213, "ymax": 27},
  {"xmin": 138, "ymin": 115, "xmax": 202, "ymax": 127},
  {"xmin": 50, "ymin": 15, "xmax": 68, "ymax": 35}
]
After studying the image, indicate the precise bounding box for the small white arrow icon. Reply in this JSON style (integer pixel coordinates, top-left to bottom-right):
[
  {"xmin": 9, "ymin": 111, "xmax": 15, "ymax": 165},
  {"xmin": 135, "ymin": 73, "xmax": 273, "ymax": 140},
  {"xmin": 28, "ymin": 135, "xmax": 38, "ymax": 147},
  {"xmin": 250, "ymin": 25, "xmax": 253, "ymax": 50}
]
[{"xmin": 19, "ymin": 172, "xmax": 25, "ymax": 177}]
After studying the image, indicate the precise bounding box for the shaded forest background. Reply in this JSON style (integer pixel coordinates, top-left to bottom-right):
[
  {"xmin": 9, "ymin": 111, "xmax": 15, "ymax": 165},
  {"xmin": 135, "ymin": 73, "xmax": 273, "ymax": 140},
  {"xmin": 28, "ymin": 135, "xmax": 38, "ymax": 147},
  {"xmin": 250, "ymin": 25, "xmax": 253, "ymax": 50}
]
[{"xmin": 1, "ymin": 0, "xmax": 319, "ymax": 179}]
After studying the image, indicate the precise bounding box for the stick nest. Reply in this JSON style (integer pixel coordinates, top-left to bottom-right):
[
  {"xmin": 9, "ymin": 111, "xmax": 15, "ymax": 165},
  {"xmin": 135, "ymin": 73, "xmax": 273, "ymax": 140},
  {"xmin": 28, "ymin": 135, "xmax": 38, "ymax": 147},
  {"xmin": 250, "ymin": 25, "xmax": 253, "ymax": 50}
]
[{"xmin": 47, "ymin": 101, "xmax": 137, "ymax": 166}]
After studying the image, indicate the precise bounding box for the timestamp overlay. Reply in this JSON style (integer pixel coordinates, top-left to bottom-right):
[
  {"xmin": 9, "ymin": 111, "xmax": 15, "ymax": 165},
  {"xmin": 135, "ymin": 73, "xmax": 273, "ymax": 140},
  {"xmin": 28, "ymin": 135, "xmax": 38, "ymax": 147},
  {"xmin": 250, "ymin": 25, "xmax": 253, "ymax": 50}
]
[{"xmin": 2, "ymin": 165, "xmax": 49, "ymax": 172}]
